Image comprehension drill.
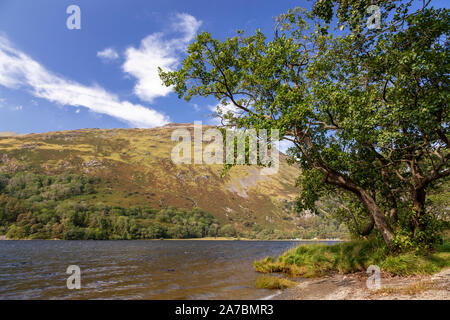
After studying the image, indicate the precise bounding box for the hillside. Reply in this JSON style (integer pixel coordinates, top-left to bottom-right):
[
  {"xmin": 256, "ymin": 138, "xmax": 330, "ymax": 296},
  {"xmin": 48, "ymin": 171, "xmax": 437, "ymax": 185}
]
[{"xmin": 0, "ymin": 124, "xmax": 347, "ymax": 240}]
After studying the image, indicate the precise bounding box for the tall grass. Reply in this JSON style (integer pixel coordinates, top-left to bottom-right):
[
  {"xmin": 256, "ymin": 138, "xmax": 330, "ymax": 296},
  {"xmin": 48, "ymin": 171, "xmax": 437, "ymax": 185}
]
[
  {"xmin": 255, "ymin": 276, "xmax": 296, "ymax": 289},
  {"xmin": 254, "ymin": 238, "xmax": 450, "ymax": 277}
]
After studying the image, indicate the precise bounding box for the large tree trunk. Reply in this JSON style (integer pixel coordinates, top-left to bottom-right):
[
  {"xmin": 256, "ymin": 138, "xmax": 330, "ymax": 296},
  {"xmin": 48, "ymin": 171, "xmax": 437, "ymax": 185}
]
[
  {"xmin": 360, "ymin": 215, "xmax": 375, "ymax": 236},
  {"xmin": 412, "ymin": 187, "xmax": 426, "ymax": 233},
  {"xmin": 294, "ymin": 135, "xmax": 395, "ymax": 247},
  {"xmin": 359, "ymin": 190, "xmax": 394, "ymax": 247}
]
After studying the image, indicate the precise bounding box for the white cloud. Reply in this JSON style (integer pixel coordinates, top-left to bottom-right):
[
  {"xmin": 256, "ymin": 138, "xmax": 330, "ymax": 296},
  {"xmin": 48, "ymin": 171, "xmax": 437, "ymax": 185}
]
[
  {"xmin": 97, "ymin": 48, "xmax": 119, "ymax": 61},
  {"xmin": 278, "ymin": 139, "xmax": 294, "ymax": 154},
  {"xmin": 123, "ymin": 13, "xmax": 202, "ymax": 103},
  {"xmin": 172, "ymin": 13, "xmax": 203, "ymax": 42},
  {"xmin": 13, "ymin": 105, "xmax": 22, "ymax": 111},
  {"xmin": 0, "ymin": 36, "xmax": 170, "ymax": 128}
]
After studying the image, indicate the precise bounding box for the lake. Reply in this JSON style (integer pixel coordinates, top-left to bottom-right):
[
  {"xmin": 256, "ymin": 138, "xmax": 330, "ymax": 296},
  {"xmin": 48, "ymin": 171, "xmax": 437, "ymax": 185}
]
[{"xmin": 0, "ymin": 240, "xmax": 337, "ymax": 300}]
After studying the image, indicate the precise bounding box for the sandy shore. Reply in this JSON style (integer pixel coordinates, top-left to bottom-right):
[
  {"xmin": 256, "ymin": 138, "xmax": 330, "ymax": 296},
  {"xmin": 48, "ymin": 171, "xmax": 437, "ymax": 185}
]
[{"xmin": 271, "ymin": 268, "xmax": 450, "ymax": 300}]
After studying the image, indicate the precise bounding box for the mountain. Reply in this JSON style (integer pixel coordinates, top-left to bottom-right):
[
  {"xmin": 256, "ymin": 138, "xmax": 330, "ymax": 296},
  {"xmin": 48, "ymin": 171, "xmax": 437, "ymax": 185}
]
[
  {"xmin": 0, "ymin": 132, "xmax": 21, "ymax": 137},
  {"xmin": 0, "ymin": 124, "xmax": 347, "ymax": 239}
]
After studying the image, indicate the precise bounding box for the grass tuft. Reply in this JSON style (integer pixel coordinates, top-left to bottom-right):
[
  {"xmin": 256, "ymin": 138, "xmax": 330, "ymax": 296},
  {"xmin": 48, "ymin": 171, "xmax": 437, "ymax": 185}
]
[
  {"xmin": 255, "ymin": 276, "xmax": 296, "ymax": 289},
  {"xmin": 371, "ymin": 281, "xmax": 436, "ymax": 296}
]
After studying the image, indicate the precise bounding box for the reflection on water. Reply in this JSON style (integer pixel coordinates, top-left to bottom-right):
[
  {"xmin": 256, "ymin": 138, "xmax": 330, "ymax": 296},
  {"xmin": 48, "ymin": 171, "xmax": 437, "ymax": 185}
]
[{"xmin": 0, "ymin": 240, "xmax": 337, "ymax": 300}]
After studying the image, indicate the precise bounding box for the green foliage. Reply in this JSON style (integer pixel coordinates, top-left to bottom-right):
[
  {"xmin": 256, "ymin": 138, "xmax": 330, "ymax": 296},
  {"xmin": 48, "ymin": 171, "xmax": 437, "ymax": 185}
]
[
  {"xmin": 380, "ymin": 252, "xmax": 449, "ymax": 275},
  {"xmin": 392, "ymin": 208, "xmax": 445, "ymax": 251},
  {"xmin": 0, "ymin": 169, "xmax": 349, "ymax": 240},
  {"xmin": 160, "ymin": 1, "xmax": 449, "ymax": 250},
  {"xmin": 255, "ymin": 238, "xmax": 450, "ymax": 277},
  {"xmin": 255, "ymin": 276, "xmax": 296, "ymax": 289},
  {"xmin": 219, "ymin": 224, "xmax": 237, "ymax": 237},
  {"xmin": 0, "ymin": 172, "xmax": 221, "ymax": 240},
  {"xmin": 1, "ymin": 172, "xmax": 97, "ymax": 203}
]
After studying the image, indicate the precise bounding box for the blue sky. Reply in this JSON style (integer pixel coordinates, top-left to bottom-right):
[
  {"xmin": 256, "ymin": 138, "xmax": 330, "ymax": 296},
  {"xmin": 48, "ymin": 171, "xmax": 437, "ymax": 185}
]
[
  {"xmin": 0, "ymin": 0, "xmax": 446, "ymax": 134},
  {"xmin": 0, "ymin": 0, "xmax": 305, "ymax": 134}
]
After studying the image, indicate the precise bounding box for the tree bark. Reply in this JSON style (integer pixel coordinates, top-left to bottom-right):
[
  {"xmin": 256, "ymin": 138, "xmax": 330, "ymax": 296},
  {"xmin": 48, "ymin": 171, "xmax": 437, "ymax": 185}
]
[
  {"xmin": 360, "ymin": 214, "xmax": 375, "ymax": 236},
  {"xmin": 412, "ymin": 187, "xmax": 426, "ymax": 233},
  {"xmin": 358, "ymin": 190, "xmax": 394, "ymax": 247},
  {"xmin": 294, "ymin": 133, "xmax": 394, "ymax": 247}
]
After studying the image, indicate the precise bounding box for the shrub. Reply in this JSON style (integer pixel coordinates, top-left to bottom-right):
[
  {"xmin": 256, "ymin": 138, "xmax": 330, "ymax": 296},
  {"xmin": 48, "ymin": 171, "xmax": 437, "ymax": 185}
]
[{"xmin": 219, "ymin": 224, "xmax": 237, "ymax": 237}]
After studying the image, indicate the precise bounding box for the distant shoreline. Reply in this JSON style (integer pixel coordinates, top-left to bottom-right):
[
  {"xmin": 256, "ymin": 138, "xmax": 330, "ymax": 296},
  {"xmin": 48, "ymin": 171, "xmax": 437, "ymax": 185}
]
[
  {"xmin": 0, "ymin": 235, "xmax": 344, "ymax": 242},
  {"xmin": 166, "ymin": 237, "xmax": 344, "ymax": 241}
]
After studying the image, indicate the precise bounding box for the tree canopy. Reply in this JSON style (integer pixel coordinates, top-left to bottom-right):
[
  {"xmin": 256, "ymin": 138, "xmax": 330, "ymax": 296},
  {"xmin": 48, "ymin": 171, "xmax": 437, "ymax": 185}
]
[{"xmin": 160, "ymin": 0, "xmax": 449, "ymax": 249}]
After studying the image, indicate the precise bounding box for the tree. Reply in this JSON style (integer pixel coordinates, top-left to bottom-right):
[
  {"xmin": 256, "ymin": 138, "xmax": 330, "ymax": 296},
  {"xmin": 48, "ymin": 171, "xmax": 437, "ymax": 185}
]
[
  {"xmin": 160, "ymin": 0, "xmax": 449, "ymax": 249},
  {"xmin": 219, "ymin": 224, "xmax": 237, "ymax": 237}
]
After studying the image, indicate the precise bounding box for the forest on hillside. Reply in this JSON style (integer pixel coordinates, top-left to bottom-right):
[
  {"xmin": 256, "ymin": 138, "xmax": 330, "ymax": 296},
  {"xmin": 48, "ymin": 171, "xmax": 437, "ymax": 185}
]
[{"xmin": 0, "ymin": 171, "xmax": 347, "ymax": 240}]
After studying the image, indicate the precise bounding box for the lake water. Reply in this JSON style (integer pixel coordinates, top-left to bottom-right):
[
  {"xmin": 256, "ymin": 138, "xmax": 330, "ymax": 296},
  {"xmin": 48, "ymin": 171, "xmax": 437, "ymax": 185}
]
[{"xmin": 0, "ymin": 240, "xmax": 337, "ymax": 300}]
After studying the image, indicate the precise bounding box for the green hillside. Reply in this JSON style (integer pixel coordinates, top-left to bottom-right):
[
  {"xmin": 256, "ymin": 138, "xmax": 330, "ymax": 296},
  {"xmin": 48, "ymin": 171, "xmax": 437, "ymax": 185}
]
[{"xmin": 0, "ymin": 124, "xmax": 348, "ymax": 240}]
